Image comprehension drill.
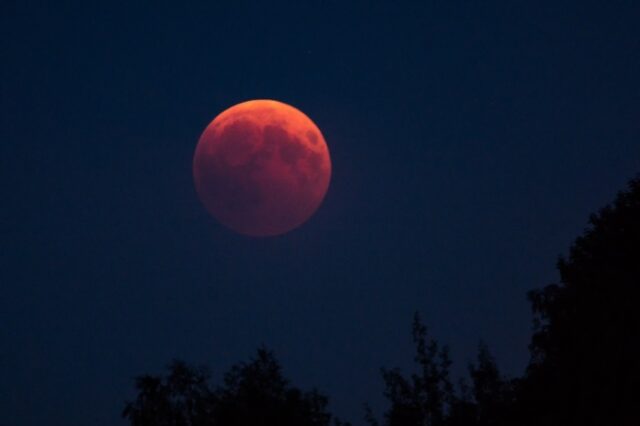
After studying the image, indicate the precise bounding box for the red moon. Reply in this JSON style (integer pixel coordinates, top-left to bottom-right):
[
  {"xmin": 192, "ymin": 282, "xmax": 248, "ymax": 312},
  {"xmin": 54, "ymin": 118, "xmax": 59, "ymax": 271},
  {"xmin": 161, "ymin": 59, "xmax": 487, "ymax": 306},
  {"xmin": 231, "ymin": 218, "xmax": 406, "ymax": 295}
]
[{"xmin": 193, "ymin": 100, "xmax": 332, "ymax": 237}]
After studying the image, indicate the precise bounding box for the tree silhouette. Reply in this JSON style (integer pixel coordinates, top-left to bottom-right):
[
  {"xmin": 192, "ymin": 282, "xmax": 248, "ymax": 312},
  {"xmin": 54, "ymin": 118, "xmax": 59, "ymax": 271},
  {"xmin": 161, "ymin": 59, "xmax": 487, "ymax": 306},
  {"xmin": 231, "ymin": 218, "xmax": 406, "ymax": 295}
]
[
  {"xmin": 123, "ymin": 348, "xmax": 347, "ymax": 426},
  {"xmin": 466, "ymin": 343, "xmax": 514, "ymax": 426},
  {"xmin": 371, "ymin": 176, "xmax": 640, "ymax": 425},
  {"xmin": 365, "ymin": 314, "xmax": 515, "ymax": 426},
  {"xmin": 368, "ymin": 315, "xmax": 514, "ymax": 426},
  {"xmin": 367, "ymin": 313, "xmax": 455, "ymax": 426},
  {"xmin": 523, "ymin": 176, "xmax": 640, "ymax": 425}
]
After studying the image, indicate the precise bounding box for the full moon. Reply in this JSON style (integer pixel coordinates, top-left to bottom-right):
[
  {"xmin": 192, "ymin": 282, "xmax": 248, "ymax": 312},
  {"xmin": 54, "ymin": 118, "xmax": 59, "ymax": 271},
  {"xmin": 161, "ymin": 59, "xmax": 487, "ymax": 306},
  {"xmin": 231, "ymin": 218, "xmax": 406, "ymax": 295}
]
[{"xmin": 193, "ymin": 100, "xmax": 332, "ymax": 237}]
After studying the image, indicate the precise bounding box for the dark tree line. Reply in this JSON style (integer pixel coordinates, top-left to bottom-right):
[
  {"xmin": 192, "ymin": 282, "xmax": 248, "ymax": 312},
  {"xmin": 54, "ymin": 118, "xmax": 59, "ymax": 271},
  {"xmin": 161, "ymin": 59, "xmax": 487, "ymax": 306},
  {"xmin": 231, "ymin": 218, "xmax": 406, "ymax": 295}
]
[
  {"xmin": 125, "ymin": 176, "xmax": 640, "ymax": 425},
  {"xmin": 123, "ymin": 347, "xmax": 348, "ymax": 426}
]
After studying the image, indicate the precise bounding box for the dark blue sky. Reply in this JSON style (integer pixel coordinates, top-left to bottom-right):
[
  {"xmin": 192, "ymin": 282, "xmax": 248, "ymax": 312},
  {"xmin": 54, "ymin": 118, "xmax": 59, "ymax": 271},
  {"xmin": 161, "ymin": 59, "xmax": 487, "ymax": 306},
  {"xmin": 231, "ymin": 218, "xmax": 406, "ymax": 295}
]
[{"xmin": 2, "ymin": 2, "xmax": 639, "ymax": 425}]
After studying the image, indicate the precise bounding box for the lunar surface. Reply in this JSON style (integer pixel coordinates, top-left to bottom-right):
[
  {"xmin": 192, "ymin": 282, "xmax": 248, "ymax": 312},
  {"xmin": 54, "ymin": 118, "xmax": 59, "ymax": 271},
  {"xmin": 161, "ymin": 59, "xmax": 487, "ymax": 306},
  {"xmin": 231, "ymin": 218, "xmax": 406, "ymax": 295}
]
[{"xmin": 193, "ymin": 99, "xmax": 331, "ymax": 237}]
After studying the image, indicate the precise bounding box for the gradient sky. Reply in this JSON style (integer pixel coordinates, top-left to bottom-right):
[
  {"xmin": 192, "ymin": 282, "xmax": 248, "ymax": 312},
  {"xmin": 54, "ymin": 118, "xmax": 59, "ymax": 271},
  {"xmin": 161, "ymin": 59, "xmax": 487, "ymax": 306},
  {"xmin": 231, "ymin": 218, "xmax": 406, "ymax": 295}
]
[{"xmin": 2, "ymin": 2, "xmax": 640, "ymax": 425}]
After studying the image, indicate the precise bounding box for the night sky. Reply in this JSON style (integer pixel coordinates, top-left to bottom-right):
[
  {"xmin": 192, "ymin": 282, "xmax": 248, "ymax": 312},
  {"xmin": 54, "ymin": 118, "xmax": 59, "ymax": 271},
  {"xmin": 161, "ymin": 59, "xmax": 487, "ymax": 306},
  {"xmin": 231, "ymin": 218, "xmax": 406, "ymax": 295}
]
[{"xmin": 2, "ymin": 2, "xmax": 640, "ymax": 425}]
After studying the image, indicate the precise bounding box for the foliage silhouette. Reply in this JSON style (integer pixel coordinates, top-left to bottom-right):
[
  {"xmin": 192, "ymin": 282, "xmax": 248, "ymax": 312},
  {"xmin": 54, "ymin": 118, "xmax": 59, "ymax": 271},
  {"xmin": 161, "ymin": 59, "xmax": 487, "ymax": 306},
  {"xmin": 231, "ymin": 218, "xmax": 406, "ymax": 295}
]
[
  {"xmin": 466, "ymin": 343, "xmax": 515, "ymax": 426},
  {"xmin": 522, "ymin": 176, "xmax": 640, "ymax": 425},
  {"xmin": 365, "ymin": 313, "xmax": 454, "ymax": 426},
  {"xmin": 123, "ymin": 347, "xmax": 348, "ymax": 426},
  {"xmin": 367, "ymin": 316, "xmax": 513, "ymax": 426},
  {"xmin": 371, "ymin": 175, "xmax": 640, "ymax": 425}
]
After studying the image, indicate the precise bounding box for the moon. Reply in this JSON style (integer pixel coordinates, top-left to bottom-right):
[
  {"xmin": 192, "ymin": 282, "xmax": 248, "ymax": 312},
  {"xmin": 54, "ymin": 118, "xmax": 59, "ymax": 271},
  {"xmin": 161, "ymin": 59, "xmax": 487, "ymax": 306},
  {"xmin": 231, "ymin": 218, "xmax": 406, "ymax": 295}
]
[{"xmin": 193, "ymin": 99, "xmax": 332, "ymax": 237}]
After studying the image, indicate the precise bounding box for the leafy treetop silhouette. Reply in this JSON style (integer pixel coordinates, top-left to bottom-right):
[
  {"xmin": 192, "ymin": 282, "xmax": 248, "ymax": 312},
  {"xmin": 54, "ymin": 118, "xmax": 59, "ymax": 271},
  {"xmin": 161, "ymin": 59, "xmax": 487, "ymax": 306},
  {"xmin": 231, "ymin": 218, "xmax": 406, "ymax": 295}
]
[
  {"xmin": 524, "ymin": 176, "xmax": 640, "ymax": 425},
  {"xmin": 123, "ymin": 347, "xmax": 348, "ymax": 426},
  {"xmin": 368, "ymin": 314, "xmax": 513, "ymax": 426},
  {"xmin": 365, "ymin": 313, "xmax": 454, "ymax": 426},
  {"xmin": 371, "ymin": 176, "xmax": 640, "ymax": 426}
]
